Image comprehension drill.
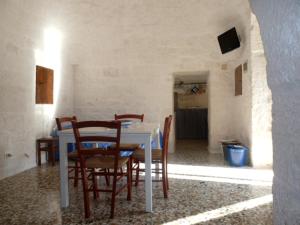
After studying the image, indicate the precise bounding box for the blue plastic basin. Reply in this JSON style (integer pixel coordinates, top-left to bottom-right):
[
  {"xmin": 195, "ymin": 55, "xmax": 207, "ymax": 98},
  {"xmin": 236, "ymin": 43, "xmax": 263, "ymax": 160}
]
[{"xmin": 227, "ymin": 145, "xmax": 249, "ymax": 167}]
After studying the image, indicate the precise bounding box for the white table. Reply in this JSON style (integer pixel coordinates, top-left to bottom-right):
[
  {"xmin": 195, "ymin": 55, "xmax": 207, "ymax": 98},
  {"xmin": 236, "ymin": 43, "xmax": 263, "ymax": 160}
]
[{"xmin": 58, "ymin": 125, "xmax": 154, "ymax": 213}]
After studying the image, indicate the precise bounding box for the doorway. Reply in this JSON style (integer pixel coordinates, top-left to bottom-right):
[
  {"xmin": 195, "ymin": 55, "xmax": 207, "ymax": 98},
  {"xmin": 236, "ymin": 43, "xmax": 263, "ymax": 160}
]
[{"xmin": 173, "ymin": 72, "xmax": 209, "ymax": 154}]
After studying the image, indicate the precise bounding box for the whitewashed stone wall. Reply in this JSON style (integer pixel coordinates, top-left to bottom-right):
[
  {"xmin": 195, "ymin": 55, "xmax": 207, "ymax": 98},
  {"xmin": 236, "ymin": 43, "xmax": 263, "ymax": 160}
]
[
  {"xmin": 70, "ymin": 0, "xmax": 252, "ymax": 153},
  {"xmin": 250, "ymin": 14, "xmax": 273, "ymax": 168},
  {"xmin": 0, "ymin": 0, "xmax": 273, "ymax": 179},
  {"xmin": 0, "ymin": 0, "xmax": 74, "ymax": 179},
  {"xmin": 251, "ymin": 0, "xmax": 300, "ymax": 224},
  {"xmin": 208, "ymin": 66, "xmax": 237, "ymax": 153}
]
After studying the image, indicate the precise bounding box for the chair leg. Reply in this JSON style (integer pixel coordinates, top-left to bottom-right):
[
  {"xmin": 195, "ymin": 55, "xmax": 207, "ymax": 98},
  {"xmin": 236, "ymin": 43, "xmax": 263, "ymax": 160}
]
[
  {"xmin": 37, "ymin": 148, "xmax": 41, "ymax": 166},
  {"xmin": 166, "ymin": 163, "xmax": 169, "ymax": 190},
  {"xmin": 135, "ymin": 162, "xmax": 140, "ymax": 187},
  {"xmin": 105, "ymin": 169, "xmax": 110, "ymax": 186},
  {"xmin": 81, "ymin": 168, "xmax": 91, "ymax": 218},
  {"xmin": 51, "ymin": 145, "xmax": 55, "ymax": 166},
  {"xmin": 162, "ymin": 163, "xmax": 168, "ymax": 198},
  {"xmin": 74, "ymin": 161, "xmax": 79, "ymax": 187},
  {"xmin": 110, "ymin": 170, "xmax": 117, "ymax": 219},
  {"xmin": 92, "ymin": 169, "xmax": 99, "ymax": 199},
  {"xmin": 127, "ymin": 157, "xmax": 132, "ymax": 201}
]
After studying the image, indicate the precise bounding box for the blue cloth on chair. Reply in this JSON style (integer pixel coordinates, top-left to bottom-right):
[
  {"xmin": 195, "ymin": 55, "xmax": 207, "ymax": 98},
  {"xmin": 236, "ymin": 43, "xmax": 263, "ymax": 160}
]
[
  {"xmin": 51, "ymin": 124, "xmax": 94, "ymax": 160},
  {"xmin": 120, "ymin": 130, "xmax": 163, "ymax": 158},
  {"xmin": 140, "ymin": 130, "xmax": 163, "ymax": 150},
  {"xmin": 120, "ymin": 151, "xmax": 134, "ymax": 157},
  {"xmin": 159, "ymin": 130, "xmax": 163, "ymax": 149}
]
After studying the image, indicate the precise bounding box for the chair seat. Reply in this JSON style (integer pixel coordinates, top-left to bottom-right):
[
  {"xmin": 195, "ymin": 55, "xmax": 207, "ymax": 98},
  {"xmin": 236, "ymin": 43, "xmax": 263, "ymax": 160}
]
[
  {"xmin": 111, "ymin": 143, "xmax": 140, "ymax": 150},
  {"xmin": 85, "ymin": 156, "xmax": 128, "ymax": 169},
  {"xmin": 132, "ymin": 148, "xmax": 162, "ymax": 162},
  {"xmin": 68, "ymin": 151, "xmax": 79, "ymax": 160}
]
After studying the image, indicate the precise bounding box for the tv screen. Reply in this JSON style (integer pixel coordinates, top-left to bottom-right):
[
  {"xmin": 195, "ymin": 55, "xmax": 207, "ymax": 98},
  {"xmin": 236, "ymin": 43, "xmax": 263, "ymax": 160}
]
[{"xmin": 218, "ymin": 27, "xmax": 240, "ymax": 54}]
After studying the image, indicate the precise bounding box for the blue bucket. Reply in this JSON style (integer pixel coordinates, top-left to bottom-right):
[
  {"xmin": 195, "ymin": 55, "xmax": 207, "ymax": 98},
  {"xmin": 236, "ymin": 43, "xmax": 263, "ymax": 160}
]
[{"xmin": 227, "ymin": 145, "xmax": 249, "ymax": 167}]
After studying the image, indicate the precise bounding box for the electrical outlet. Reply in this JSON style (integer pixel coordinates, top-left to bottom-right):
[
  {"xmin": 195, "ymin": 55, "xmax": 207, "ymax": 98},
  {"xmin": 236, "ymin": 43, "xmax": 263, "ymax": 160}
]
[{"xmin": 4, "ymin": 152, "xmax": 12, "ymax": 159}]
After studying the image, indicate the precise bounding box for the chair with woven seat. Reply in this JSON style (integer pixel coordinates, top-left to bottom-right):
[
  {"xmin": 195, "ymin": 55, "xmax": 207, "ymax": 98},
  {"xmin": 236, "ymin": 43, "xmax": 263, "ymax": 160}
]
[
  {"xmin": 114, "ymin": 114, "xmax": 144, "ymax": 151},
  {"xmin": 56, "ymin": 116, "xmax": 81, "ymax": 187},
  {"xmin": 72, "ymin": 120, "xmax": 132, "ymax": 219},
  {"xmin": 132, "ymin": 115, "xmax": 172, "ymax": 198},
  {"xmin": 113, "ymin": 114, "xmax": 145, "ymax": 180}
]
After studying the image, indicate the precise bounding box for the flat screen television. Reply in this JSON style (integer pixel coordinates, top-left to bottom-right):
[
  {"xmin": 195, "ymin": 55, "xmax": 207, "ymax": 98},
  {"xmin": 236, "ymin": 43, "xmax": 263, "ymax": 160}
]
[{"xmin": 218, "ymin": 27, "xmax": 240, "ymax": 54}]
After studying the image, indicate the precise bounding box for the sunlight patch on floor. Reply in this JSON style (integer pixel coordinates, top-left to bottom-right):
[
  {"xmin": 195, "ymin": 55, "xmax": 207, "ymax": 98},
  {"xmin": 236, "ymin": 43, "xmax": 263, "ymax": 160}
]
[
  {"xmin": 168, "ymin": 164, "xmax": 273, "ymax": 182},
  {"xmin": 167, "ymin": 173, "xmax": 272, "ymax": 186},
  {"xmin": 162, "ymin": 195, "xmax": 273, "ymax": 225}
]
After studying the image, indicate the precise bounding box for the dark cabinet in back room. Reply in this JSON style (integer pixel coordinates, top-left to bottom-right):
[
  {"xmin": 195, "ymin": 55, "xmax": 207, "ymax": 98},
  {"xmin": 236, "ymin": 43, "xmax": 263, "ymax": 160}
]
[{"xmin": 175, "ymin": 108, "xmax": 208, "ymax": 140}]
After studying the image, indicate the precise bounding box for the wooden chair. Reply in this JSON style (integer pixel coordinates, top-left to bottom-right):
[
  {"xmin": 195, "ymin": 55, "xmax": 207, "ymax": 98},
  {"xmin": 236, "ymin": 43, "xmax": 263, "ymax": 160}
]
[
  {"xmin": 56, "ymin": 116, "xmax": 81, "ymax": 187},
  {"xmin": 72, "ymin": 120, "xmax": 132, "ymax": 219},
  {"xmin": 132, "ymin": 115, "xmax": 172, "ymax": 198},
  {"xmin": 114, "ymin": 114, "xmax": 145, "ymax": 180},
  {"xmin": 114, "ymin": 113, "xmax": 144, "ymax": 122},
  {"xmin": 36, "ymin": 137, "xmax": 58, "ymax": 166},
  {"xmin": 114, "ymin": 114, "xmax": 144, "ymax": 150}
]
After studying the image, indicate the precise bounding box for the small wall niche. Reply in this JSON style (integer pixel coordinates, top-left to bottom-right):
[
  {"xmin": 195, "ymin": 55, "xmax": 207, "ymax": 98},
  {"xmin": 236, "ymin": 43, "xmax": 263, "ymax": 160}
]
[
  {"xmin": 235, "ymin": 64, "xmax": 242, "ymax": 96},
  {"xmin": 35, "ymin": 65, "xmax": 54, "ymax": 104}
]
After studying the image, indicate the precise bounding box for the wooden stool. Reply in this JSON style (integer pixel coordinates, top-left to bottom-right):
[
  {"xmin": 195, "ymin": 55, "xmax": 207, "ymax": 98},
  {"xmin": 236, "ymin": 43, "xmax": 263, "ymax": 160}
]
[{"xmin": 36, "ymin": 137, "xmax": 58, "ymax": 166}]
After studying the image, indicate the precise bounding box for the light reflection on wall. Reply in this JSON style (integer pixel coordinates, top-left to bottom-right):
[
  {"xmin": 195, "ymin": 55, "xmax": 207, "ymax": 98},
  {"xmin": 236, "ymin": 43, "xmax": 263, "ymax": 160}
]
[{"xmin": 35, "ymin": 27, "xmax": 62, "ymax": 136}]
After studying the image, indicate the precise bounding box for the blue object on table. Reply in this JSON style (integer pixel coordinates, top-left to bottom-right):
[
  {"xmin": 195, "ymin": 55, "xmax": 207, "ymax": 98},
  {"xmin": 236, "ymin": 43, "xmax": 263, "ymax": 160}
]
[
  {"xmin": 227, "ymin": 145, "xmax": 249, "ymax": 167},
  {"xmin": 97, "ymin": 142, "xmax": 112, "ymax": 149},
  {"xmin": 120, "ymin": 151, "xmax": 134, "ymax": 157}
]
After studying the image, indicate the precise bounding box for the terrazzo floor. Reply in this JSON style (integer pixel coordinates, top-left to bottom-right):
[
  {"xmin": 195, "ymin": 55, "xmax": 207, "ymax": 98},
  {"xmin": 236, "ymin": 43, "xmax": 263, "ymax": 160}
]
[{"xmin": 0, "ymin": 140, "xmax": 273, "ymax": 225}]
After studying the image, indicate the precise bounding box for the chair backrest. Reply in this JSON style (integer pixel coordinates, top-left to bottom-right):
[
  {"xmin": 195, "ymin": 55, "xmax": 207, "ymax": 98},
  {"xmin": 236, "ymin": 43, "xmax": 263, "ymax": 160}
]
[
  {"xmin": 114, "ymin": 114, "xmax": 144, "ymax": 122},
  {"xmin": 71, "ymin": 120, "xmax": 121, "ymax": 158},
  {"xmin": 56, "ymin": 116, "xmax": 77, "ymax": 131},
  {"xmin": 162, "ymin": 115, "xmax": 172, "ymax": 160}
]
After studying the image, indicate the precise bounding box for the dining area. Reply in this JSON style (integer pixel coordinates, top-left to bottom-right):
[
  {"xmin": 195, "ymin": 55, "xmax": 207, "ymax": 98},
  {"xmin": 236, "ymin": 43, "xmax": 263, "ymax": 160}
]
[
  {"xmin": 0, "ymin": 123, "xmax": 273, "ymax": 225},
  {"xmin": 0, "ymin": 1, "xmax": 276, "ymax": 224},
  {"xmin": 55, "ymin": 114, "xmax": 172, "ymax": 219},
  {"xmin": 9, "ymin": 113, "xmax": 271, "ymax": 225}
]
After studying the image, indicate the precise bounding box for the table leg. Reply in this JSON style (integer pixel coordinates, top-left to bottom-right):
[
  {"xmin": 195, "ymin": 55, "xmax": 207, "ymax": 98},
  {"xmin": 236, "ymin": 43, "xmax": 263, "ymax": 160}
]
[
  {"xmin": 59, "ymin": 137, "xmax": 69, "ymax": 208},
  {"xmin": 51, "ymin": 143, "xmax": 55, "ymax": 166},
  {"xmin": 144, "ymin": 135, "xmax": 153, "ymax": 212},
  {"xmin": 37, "ymin": 142, "xmax": 41, "ymax": 166}
]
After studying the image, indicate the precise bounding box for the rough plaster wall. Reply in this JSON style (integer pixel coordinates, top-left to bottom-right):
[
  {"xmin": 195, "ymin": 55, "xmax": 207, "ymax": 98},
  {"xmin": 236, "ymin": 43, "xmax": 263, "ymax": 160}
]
[
  {"xmin": 0, "ymin": 0, "xmax": 74, "ymax": 179},
  {"xmin": 208, "ymin": 67, "xmax": 236, "ymax": 152},
  {"xmin": 70, "ymin": 0, "xmax": 251, "ymax": 153},
  {"xmin": 231, "ymin": 16, "xmax": 252, "ymax": 152},
  {"xmin": 232, "ymin": 63, "xmax": 252, "ymax": 149},
  {"xmin": 251, "ymin": 0, "xmax": 300, "ymax": 224},
  {"xmin": 250, "ymin": 14, "xmax": 273, "ymax": 168}
]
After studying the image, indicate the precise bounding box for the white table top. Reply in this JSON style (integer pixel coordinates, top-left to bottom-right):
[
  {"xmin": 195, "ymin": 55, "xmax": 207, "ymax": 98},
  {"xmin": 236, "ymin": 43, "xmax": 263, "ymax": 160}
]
[{"xmin": 58, "ymin": 123, "xmax": 156, "ymax": 136}]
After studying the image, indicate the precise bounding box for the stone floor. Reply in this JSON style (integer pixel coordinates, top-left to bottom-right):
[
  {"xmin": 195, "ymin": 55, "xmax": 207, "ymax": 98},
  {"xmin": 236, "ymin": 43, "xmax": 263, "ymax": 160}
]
[{"xmin": 0, "ymin": 140, "xmax": 273, "ymax": 225}]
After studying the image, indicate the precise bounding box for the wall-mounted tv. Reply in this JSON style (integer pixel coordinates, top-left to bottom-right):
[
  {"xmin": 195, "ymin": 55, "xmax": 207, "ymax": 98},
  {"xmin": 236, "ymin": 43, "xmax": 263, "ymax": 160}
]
[{"xmin": 218, "ymin": 27, "xmax": 240, "ymax": 54}]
